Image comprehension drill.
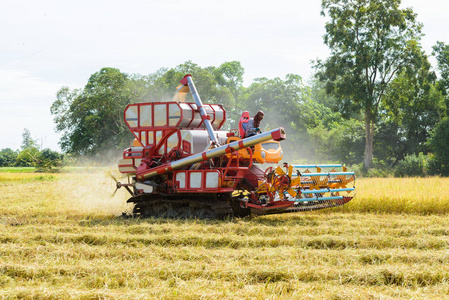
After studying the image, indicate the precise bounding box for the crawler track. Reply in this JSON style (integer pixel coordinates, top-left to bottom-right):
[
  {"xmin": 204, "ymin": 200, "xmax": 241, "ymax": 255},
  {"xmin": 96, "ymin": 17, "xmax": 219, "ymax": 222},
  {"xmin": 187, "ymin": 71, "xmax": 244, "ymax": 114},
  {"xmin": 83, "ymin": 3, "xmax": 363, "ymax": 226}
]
[{"xmin": 128, "ymin": 194, "xmax": 234, "ymax": 219}]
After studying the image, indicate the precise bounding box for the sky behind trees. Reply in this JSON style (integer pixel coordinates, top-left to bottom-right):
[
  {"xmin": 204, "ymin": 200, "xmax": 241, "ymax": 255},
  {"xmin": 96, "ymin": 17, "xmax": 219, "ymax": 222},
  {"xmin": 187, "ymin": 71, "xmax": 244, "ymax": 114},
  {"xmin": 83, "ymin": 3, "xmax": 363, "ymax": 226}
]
[{"xmin": 1, "ymin": 0, "xmax": 448, "ymax": 151}]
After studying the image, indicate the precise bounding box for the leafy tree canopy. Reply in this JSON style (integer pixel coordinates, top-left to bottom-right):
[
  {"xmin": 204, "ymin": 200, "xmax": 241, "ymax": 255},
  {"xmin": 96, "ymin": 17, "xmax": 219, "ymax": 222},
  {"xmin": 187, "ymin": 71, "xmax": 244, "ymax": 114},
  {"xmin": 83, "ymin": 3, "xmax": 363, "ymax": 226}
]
[
  {"xmin": 378, "ymin": 50, "xmax": 445, "ymax": 162},
  {"xmin": 51, "ymin": 68, "xmax": 135, "ymax": 155},
  {"xmin": 433, "ymin": 41, "xmax": 449, "ymax": 96},
  {"xmin": 21, "ymin": 128, "xmax": 37, "ymax": 150},
  {"xmin": 315, "ymin": 0, "xmax": 424, "ymax": 168},
  {"xmin": 427, "ymin": 118, "xmax": 449, "ymax": 176},
  {"xmin": 0, "ymin": 148, "xmax": 18, "ymax": 167},
  {"xmin": 432, "ymin": 41, "xmax": 449, "ymax": 117}
]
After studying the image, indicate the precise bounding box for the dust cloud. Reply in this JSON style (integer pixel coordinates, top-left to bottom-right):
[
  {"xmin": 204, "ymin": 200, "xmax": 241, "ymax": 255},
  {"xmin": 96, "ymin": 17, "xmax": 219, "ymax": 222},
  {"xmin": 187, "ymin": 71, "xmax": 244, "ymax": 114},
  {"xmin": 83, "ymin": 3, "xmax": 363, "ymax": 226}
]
[
  {"xmin": 55, "ymin": 165, "xmax": 132, "ymax": 216},
  {"xmin": 258, "ymin": 112, "xmax": 325, "ymax": 164}
]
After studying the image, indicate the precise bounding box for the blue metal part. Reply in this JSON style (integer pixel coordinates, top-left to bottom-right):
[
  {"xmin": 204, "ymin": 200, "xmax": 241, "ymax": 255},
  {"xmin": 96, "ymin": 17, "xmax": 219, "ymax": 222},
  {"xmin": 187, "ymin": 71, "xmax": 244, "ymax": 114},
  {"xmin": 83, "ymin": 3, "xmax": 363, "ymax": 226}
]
[
  {"xmin": 301, "ymin": 187, "xmax": 355, "ymax": 194},
  {"xmin": 292, "ymin": 164, "xmax": 343, "ymax": 169},
  {"xmin": 294, "ymin": 172, "xmax": 355, "ymax": 177}
]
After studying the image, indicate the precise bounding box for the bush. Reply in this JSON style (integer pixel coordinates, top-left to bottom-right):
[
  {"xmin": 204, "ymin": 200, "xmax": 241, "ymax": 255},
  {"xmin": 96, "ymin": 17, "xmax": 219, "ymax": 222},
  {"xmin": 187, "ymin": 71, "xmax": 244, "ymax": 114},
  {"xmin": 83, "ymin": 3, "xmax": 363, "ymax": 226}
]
[
  {"xmin": 367, "ymin": 159, "xmax": 395, "ymax": 177},
  {"xmin": 349, "ymin": 159, "xmax": 394, "ymax": 178},
  {"xmin": 0, "ymin": 148, "xmax": 18, "ymax": 167},
  {"xmin": 394, "ymin": 153, "xmax": 428, "ymax": 177},
  {"xmin": 16, "ymin": 146, "xmax": 41, "ymax": 167},
  {"xmin": 308, "ymin": 118, "xmax": 365, "ymax": 165},
  {"xmin": 15, "ymin": 147, "xmax": 64, "ymax": 172},
  {"xmin": 426, "ymin": 154, "xmax": 441, "ymax": 176},
  {"xmin": 35, "ymin": 149, "xmax": 64, "ymax": 172}
]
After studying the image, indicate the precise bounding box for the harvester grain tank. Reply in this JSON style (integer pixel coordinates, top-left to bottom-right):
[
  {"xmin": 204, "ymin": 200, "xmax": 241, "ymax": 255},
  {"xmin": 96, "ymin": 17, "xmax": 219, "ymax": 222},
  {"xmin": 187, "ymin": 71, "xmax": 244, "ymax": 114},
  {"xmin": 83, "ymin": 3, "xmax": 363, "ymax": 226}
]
[{"xmin": 115, "ymin": 74, "xmax": 356, "ymax": 218}]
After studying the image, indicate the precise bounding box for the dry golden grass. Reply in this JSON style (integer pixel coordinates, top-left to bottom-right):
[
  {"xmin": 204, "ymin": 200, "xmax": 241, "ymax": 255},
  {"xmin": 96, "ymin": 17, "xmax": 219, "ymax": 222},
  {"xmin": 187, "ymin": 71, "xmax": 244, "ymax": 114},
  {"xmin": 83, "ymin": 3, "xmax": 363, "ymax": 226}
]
[
  {"xmin": 1, "ymin": 172, "xmax": 448, "ymax": 299},
  {"xmin": 341, "ymin": 177, "xmax": 449, "ymax": 214}
]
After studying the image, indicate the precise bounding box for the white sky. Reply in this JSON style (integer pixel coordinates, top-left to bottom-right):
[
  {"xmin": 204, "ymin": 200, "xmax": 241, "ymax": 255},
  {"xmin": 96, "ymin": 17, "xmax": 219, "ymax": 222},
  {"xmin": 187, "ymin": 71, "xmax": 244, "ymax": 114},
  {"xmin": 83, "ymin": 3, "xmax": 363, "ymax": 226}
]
[{"xmin": 1, "ymin": 0, "xmax": 448, "ymax": 151}]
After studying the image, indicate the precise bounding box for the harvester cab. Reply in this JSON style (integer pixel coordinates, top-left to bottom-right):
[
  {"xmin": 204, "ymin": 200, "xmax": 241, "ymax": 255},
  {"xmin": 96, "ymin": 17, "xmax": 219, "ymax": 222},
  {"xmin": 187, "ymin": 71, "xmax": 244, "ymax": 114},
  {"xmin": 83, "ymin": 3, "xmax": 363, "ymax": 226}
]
[{"xmin": 116, "ymin": 74, "xmax": 356, "ymax": 218}]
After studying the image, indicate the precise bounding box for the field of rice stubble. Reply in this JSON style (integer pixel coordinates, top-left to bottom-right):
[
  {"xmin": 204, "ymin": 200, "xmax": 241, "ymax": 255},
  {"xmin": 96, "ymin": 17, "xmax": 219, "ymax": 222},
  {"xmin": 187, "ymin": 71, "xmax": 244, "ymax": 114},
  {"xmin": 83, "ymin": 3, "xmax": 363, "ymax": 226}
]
[{"xmin": 0, "ymin": 171, "xmax": 448, "ymax": 299}]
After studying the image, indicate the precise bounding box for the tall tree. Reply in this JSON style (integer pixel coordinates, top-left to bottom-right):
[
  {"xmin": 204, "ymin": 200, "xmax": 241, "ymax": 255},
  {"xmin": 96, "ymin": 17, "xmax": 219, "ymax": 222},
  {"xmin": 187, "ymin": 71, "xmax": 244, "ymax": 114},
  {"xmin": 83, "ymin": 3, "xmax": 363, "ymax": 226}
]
[
  {"xmin": 213, "ymin": 61, "xmax": 245, "ymax": 100},
  {"xmin": 432, "ymin": 41, "xmax": 449, "ymax": 114},
  {"xmin": 315, "ymin": 0, "xmax": 423, "ymax": 168},
  {"xmin": 427, "ymin": 118, "xmax": 449, "ymax": 176},
  {"xmin": 21, "ymin": 128, "xmax": 37, "ymax": 150},
  {"xmin": 0, "ymin": 148, "xmax": 18, "ymax": 167},
  {"xmin": 380, "ymin": 52, "xmax": 445, "ymax": 161},
  {"xmin": 51, "ymin": 68, "xmax": 134, "ymax": 155},
  {"xmin": 18, "ymin": 128, "xmax": 39, "ymax": 166}
]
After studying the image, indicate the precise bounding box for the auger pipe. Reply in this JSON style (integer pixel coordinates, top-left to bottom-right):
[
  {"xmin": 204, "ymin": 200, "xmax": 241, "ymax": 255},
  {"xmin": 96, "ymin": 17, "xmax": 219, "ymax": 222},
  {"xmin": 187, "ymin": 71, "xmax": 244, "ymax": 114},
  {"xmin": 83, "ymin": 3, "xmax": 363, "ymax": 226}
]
[
  {"xmin": 136, "ymin": 127, "xmax": 286, "ymax": 180},
  {"xmin": 180, "ymin": 74, "xmax": 219, "ymax": 146}
]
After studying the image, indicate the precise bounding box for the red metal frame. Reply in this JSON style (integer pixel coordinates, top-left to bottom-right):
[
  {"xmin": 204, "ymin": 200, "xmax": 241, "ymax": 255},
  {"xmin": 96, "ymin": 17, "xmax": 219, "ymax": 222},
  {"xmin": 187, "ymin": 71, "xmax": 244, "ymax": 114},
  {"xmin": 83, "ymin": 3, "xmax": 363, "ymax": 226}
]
[
  {"xmin": 123, "ymin": 101, "xmax": 226, "ymax": 147},
  {"xmin": 154, "ymin": 129, "xmax": 178, "ymax": 156},
  {"xmin": 221, "ymin": 147, "xmax": 253, "ymax": 189},
  {"xmin": 172, "ymin": 169, "xmax": 234, "ymax": 193}
]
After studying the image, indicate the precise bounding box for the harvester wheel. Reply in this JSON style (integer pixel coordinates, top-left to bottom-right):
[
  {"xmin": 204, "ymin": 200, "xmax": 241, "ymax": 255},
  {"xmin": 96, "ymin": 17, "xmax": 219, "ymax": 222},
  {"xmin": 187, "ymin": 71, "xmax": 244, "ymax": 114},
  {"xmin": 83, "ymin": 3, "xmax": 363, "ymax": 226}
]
[{"xmin": 273, "ymin": 174, "xmax": 290, "ymax": 190}]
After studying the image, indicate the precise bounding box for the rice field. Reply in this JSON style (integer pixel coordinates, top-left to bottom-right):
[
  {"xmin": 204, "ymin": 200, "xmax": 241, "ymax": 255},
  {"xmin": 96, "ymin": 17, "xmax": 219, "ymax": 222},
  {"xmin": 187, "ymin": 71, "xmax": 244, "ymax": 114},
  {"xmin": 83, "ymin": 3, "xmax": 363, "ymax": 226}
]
[{"xmin": 0, "ymin": 171, "xmax": 448, "ymax": 299}]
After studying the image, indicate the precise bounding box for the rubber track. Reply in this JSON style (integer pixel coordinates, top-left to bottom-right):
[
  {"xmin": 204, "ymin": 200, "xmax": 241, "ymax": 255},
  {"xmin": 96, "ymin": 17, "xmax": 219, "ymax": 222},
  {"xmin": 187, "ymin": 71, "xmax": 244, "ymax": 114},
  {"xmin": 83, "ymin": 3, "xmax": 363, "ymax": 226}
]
[{"xmin": 129, "ymin": 196, "xmax": 233, "ymax": 219}]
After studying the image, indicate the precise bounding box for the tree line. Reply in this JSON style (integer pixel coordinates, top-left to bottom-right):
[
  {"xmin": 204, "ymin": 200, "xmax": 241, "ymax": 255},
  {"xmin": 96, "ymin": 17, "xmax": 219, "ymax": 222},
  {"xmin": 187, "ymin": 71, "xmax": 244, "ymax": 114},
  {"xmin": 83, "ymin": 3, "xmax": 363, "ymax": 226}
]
[
  {"xmin": 0, "ymin": 129, "xmax": 63, "ymax": 171},
  {"xmin": 4, "ymin": 0, "xmax": 448, "ymax": 176}
]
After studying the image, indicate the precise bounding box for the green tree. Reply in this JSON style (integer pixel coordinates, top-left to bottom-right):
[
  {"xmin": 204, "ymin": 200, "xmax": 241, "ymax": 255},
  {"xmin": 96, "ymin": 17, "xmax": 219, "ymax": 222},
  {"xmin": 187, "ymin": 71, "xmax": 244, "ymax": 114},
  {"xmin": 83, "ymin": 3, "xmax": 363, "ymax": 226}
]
[
  {"xmin": 310, "ymin": 78, "xmax": 340, "ymax": 114},
  {"xmin": 35, "ymin": 149, "xmax": 64, "ymax": 172},
  {"xmin": 16, "ymin": 128, "xmax": 39, "ymax": 167},
  {"xmin": 394, "ymin": 152, "xmax": 428, "ymax": 177},
  {"xmin": 427, "ymin": 118, "xmax": 449, "ymax": 176},
  {"xmin": 15, "ymin": 147, "xmax": 63, "ymax": 171},
  {"xmin": 308, "ymin": 118, "xmax": 365, "ymax": 165},
  {"xmin": 213, "ymin": 61, "xmax": 245, "ymax": 100},
  {"xmin": 432, "ymin": 41, "xmax": 449, "ymax": 114},
  {"xmin": 16, "ymin": 146, "xmax": 40, "ymax": 167},
  {"xmin": 380, "ymin": 53, "xmax": 445, "ymax": 162},
  {"xmin": 51, "ymin": 68, "xmax": 135, "ymax": 156},
  {"xmin": 21, "ymin": 128, "xmax": 37, "ymax": 150},
  {"xmin": 315, "ymin": 0, "xmax": 423, "ymax": 168},
  {"xmin": 0, "ymin": 148, "xmax": 18, "ymax": 167}
]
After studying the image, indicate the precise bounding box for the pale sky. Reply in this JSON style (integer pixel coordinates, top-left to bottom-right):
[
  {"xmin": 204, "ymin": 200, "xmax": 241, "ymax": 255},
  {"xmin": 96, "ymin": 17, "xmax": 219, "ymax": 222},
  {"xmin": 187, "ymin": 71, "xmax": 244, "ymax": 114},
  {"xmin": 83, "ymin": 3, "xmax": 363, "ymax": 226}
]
[{"xmin": 1, "ymin": 0, "xmax": 448, "ymax": 151}]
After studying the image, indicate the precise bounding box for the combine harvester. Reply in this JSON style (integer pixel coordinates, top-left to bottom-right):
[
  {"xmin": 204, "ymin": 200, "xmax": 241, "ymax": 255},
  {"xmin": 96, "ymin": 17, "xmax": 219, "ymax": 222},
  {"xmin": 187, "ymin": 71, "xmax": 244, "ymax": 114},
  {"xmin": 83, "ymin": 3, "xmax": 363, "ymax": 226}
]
[{"xmin": 115, "ymin": 75, "xmax": 356, "ymax": 218}]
